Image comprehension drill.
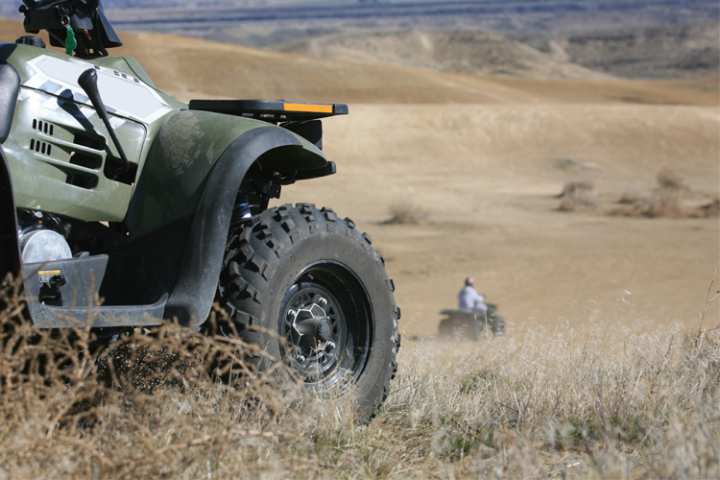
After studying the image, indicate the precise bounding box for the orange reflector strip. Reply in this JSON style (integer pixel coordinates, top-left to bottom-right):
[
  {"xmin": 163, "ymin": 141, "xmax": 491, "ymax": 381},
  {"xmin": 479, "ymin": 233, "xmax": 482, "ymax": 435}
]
[
  {"xmin": 283, "ymin": 103, "xmax": 333, "ymax": 114},
  {"xmin": 39, "ymin": 270, "xmax": 62, "ymax": 277}
]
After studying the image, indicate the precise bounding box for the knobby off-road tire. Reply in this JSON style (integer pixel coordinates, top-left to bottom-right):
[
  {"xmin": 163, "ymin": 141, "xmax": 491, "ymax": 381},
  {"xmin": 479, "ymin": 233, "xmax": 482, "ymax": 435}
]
[
  {"xmin": 438, "ymin": 317, "xmax": 481, "ymax": 341},
  {"xmin": 217, "ymin": 204, "xmax": 400, "ymax": 422},
  {"xmin": 491, "ymin": 315, "xmax": 506, "ymax": 336}
]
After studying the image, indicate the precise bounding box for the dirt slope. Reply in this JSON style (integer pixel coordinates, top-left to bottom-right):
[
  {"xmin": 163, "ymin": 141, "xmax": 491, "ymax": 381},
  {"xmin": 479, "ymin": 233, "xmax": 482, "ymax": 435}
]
[
  {"xmin": 280, "ymin": 29, "xmax": 606, "ymax": 79},
  {"xmin": 559, "ymin": 23, "xmax": 720, "ymax": 79},
  {"xmin": 1, "ymin": 20, "xmax": 716, "ymax": 105}
]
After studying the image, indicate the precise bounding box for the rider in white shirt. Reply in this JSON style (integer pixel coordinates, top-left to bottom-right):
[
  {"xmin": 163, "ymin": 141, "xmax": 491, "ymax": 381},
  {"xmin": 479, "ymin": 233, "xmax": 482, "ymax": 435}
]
[{"xmin": 458, "ymin": 277, "xmax": 488, "ymax": 313}]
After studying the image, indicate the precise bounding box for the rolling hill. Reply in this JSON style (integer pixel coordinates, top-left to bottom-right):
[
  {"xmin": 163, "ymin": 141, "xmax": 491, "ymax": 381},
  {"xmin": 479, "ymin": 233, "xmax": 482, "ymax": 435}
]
[
  {"xmin": 280, "ymin": 23, "xmax": 720, "ymax": 80},
  {"xmin": 1, "ymin": 19, "xmax": 716, "ymax": 105},
  {"xmin": 279, "ymin": 29, "xmax": 606, "ymax": 79}
]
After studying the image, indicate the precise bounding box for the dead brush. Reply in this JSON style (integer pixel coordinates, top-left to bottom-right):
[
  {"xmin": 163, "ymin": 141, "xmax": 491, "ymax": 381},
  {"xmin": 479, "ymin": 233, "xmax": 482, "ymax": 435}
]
[
  {"xmin": 611, "ymin": 189, "xmax": 684, "ymax": 218},
  {"xmin": 382, "ymin": 201, "xmax": 429, "ymax": 225},
  {"xmin": 656, "ymin": 168, "xmax": 687, "ymax": 191},
  {"xmin": 555, "ymin": 180, "xmax": 597, "ymax": 212},
  {"xmin": 611, "ymin": 169, "xmax": 719, "ymax": 219},
  {"xmin": 0, "ymin": 279, "xmax": 314, "ymax": 478}
]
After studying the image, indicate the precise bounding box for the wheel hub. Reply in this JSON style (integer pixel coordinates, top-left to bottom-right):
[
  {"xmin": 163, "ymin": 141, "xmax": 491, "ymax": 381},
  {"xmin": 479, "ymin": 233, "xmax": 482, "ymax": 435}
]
[
  {"xmin": 278, "ymin": 263, "xmax": 373, "ymax": 388},
  {"xmin": 290, "ymin": 298, "xmax": 332, "ymax": 340},
  {"xmin": 284, "ymin": 290, "xmax": 341, "ymax": 379}
]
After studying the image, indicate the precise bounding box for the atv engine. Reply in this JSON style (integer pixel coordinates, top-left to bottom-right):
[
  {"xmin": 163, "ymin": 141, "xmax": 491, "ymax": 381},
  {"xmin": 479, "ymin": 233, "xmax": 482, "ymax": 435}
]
[{"xmin": 17, "ymin": 210, "xmax": 72, "ymax": 264}]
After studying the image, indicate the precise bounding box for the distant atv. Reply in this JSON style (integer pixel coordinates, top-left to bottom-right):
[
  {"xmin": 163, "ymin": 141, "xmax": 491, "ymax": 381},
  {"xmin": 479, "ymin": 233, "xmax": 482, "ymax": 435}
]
[
  {"xmin": 0, "ymin": 0, "xmax": 399, "ymax": 422},
  {"xmin": 438, "ymin": 304, "xmax": 506, "ymax": 340}
]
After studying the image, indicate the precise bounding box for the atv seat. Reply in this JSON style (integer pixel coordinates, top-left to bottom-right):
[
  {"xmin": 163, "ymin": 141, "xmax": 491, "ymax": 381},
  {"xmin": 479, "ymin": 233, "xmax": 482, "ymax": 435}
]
[{"xmin": 188, "ymin": 100, "xmax": 349, "ymax": 124}]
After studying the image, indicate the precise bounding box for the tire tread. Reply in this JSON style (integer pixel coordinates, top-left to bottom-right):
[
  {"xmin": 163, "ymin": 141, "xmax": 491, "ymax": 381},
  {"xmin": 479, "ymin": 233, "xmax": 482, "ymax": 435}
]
[{"xmin": 219, "ymin": 204, "xmax": 400, "ymax": 421}]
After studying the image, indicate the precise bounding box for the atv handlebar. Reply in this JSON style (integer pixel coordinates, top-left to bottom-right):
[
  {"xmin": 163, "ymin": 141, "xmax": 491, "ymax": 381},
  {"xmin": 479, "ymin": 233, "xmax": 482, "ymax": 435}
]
[
  {"xmin": 22, "ymin": 0, "xmax": 77, "ymax": 8},
  {"xmin": 20, "ymin": 0, "xmax": 121, "ymax": 57},
  {"xmin": 21, "ymin": 0, "xmax": 97, "ymax": 28},
  {"xmin": 78, "ymin": 68, "xmax": 131, "ymax": 174},
  {"xmin": 20, "ymin": 0, "xmax": 97, "ymax": 16}
]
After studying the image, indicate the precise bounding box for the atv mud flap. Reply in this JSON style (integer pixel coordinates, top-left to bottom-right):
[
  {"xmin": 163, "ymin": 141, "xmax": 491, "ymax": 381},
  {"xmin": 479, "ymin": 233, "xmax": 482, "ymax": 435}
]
[{"xmin": 22, "ymin": 255, "xmax": 165, "ymax": 328}]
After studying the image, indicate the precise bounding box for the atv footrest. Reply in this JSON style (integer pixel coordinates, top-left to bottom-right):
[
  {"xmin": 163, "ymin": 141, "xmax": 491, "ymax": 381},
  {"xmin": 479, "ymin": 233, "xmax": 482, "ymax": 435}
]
[
  {"xmin": 188, "ymin": 99, "xmax": 348, "ymax": 123},
  {"xmin": 28, "ymin": 295, "xmax": 167, "ymax": 329},
  {"xmin": 23, "ymin": 255, "xmax": 109, "ymax": 309},
  {"xmin": 22, "ymin": 255, "xmax": 167, "ymax": 328}
]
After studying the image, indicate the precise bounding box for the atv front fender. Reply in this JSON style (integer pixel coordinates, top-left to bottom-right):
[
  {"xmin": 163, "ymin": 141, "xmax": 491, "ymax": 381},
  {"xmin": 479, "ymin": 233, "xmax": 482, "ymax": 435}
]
[
  {"xmin": 127, "ymin": 110, "xmax": 331, "ymax": 236},
  {"xmin": 126, "ymin": 111, "xmax": 333, "ymax": 327}
]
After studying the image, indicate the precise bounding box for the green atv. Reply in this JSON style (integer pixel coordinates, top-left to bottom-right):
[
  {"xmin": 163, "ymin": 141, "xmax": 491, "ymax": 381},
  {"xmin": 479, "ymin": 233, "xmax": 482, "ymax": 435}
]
[
  {"xmin": 0, "ymin": 0, "xmax": 400, "ymax": 421},
  {"xmin": 438, "ymin": 304, "xmax": 506, "ymax": 340}
]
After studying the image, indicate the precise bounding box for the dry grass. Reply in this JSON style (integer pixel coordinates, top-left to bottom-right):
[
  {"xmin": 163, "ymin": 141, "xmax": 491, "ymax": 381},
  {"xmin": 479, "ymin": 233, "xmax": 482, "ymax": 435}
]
[
  {"xmin": 611, "ymin": 189, "xmax": 685, "ymax": 218},
  {"xmin": 382, "ymin": 202, "xmax": 429, "ymax": 225},
  {"xmin": 556, "ymin": 181, "xmax": 597, "ymax": 212},
  {"xmin": 611, "ymin": 170, "xmax": 719, "ymax": 219},
  {"xmin": 656, "ymin": 168, "xmax": 687, "ymax": 191},
  {"xmin": 1, "ymin": 279, "xmax": 719, "ymax": 479},
  {"xmin": 555, "ymin": 171, "xmax": 719, "ymax": 219}
]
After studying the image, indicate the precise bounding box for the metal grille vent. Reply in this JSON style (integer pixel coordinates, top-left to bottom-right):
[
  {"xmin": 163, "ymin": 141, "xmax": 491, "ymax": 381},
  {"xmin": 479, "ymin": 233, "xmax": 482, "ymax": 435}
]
[
  {"xmin": 29, "ymin": 138, "xmax": 52, "ymax": 156},
  {"xmin": 32, "ymin": 119, "xmax": 54, "ymax": 136}
]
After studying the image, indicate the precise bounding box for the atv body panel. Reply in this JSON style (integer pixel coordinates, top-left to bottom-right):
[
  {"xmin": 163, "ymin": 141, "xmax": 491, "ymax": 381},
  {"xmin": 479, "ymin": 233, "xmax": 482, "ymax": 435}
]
[
  {"xmin": 0, "ymin": 41, "xmax": 336, "ymax": 328},
  {"xmin": 0, "ymin": 60, "xmax": 19, "ymax": 143},
  {"xmin": 125, "ymin": 109, "xmax": 328, "ymax": 236},
  {"xmin": 2, "ymin": 43, "xmax": 329, "ymax": 229},
  {"xmin": 0, "ymin": 43, "xmax": 173, "ymax": 222}
]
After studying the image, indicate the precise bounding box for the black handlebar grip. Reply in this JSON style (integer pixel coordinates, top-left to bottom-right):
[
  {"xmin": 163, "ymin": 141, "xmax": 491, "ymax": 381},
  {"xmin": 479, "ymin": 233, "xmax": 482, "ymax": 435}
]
[
  {"xmin": 78, "ymin": 68, "xmax": 105, "ymax": 114},
  {"xmin": 77, "ymin": 68, "xmax": 130, "ymax": 170}
]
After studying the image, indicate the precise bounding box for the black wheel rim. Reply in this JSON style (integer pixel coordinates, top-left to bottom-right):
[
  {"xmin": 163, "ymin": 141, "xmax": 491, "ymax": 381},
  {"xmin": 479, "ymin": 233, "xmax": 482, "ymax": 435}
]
[{"xmin": 279, "ymin": 261, "xmax": 372, "ymax": 389}]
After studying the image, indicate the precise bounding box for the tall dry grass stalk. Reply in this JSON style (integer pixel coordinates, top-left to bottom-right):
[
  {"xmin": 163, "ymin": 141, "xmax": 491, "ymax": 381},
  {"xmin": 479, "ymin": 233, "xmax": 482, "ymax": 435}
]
[{"xmin": 1, "ymin": 282, "xmax": 718, "ymax": 479}]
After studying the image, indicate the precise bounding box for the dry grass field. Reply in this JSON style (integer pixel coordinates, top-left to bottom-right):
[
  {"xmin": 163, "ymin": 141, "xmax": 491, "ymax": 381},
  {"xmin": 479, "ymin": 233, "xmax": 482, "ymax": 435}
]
[
  {"xmin": 1, "ymin": 294, "xmax": 718, "ymax": 478},
  {"xmin": 1, "ymin": 17, "xmax": 719, "ymax": 479}
]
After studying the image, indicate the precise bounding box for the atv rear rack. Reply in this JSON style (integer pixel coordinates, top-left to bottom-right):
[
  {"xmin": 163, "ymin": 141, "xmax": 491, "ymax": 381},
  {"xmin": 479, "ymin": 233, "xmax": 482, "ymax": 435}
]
[{"xmin": 188, "ymin": 100, "xmax": 349, "ymax": 124}]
